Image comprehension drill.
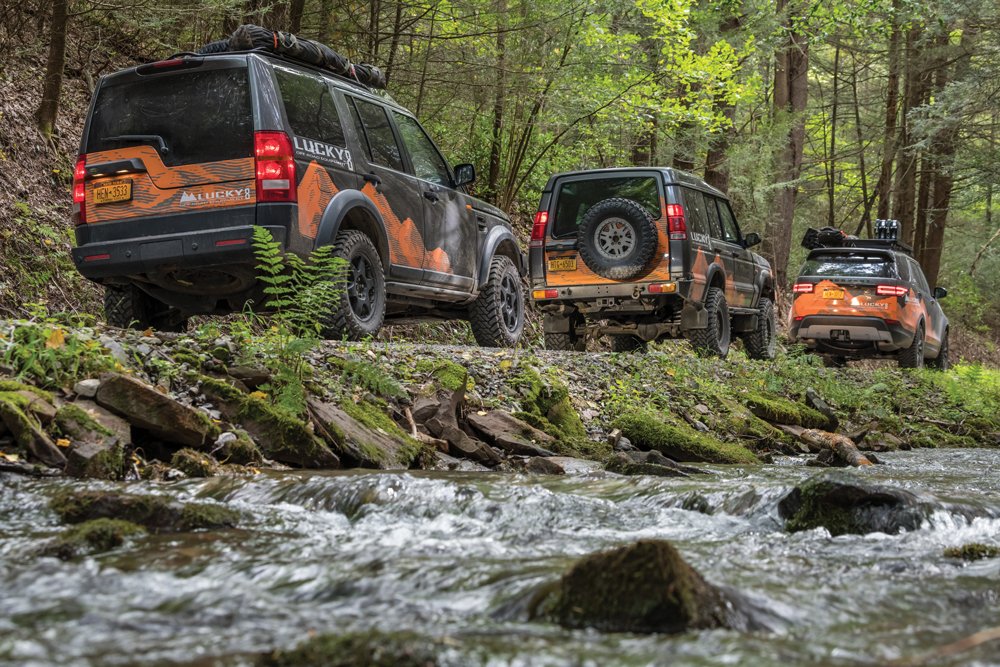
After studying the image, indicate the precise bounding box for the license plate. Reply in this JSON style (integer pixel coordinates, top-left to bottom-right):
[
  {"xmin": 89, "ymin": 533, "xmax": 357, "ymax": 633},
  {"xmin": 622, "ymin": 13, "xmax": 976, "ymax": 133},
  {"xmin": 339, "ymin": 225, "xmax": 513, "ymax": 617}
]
[
  {"xmin": 93, "ymin": 180, "xmax": 132, "ymax": 205},
  {"xmin": 548, "ymin": 258, "xmax": 577, "ymax": 272},
  {"xmin": 823, "ymin": 289, "xmax": 845, "ymax": 299}
]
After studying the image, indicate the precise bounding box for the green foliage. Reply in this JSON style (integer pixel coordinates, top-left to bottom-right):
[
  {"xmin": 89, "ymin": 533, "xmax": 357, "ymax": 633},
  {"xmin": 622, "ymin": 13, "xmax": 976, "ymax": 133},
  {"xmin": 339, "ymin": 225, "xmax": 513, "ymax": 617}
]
[
  {"xmin": 331, "ymin": 356, "xmax": 406, "ymax": 400},
  {"xmin": 0, "ymin": 319, "xmax": 116, "ymax": 389}
]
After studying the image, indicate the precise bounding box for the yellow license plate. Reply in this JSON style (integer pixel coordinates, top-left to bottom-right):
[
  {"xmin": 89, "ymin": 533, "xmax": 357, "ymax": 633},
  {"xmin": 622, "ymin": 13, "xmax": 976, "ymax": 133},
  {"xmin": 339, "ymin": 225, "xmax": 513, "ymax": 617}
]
[
  {"xmin": 93, "ymin": 180, "xmax": 132, "ymax": 205},
  {"xmin": 548, "ymin": 258, "xmax": 577, "ymax": 272},
  {"xmin": 823, "ymin": 289, "xmax": 845, "ymax": 299}
]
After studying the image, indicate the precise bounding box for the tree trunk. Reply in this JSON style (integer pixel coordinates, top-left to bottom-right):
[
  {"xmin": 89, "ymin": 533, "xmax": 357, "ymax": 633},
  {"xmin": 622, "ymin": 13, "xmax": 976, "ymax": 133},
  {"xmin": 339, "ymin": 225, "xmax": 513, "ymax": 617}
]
[
  {"xmin": 288, "ymin": 0, "xmax": 305, "ymax": 33},
  {"xmin": 317, "ymin": 0, "xmax": 334, "ymax": 42},
  {"xmin": 874, "ymin": 0, "xmax": 901, "ymax": 221},
  {"xmin": 703, "ymin": 16, "xmax": 742, "ymax": 193},
  {"xmin": 766, "ymin": 0, "xmax": 809, "ymax": 290},
  {"xmin": 383, "ymin": 0, "xmax": 404, "ymax": 86},
  {"xmin": 486, "ymin": 0, "xmax": 507, "ymax": 202},
  {"xmin": 36, "ymin": 0, "xmax": 69, "ymax": 139},
  {"xmin": 892, "ymin": 27, "xmax": 931, "ymax": 247},
  {"xmin": 827, "ymin": 44, "xmax": 840, "ymax": 228},
  {"xmin": 850, "ymin": 51, "xmax": 873, "ymax": 236},
  {"xmin": 913, "ymin": 153, "xmax": 932, "ymax": 260}
]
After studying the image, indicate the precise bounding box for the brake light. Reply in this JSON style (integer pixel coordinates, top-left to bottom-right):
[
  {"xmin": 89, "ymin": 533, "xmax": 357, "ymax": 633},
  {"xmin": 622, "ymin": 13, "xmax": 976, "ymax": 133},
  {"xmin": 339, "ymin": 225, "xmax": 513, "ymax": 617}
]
[
  {"xmin": 530, "ymin": 211, "xmax": 549, "ymax": 247},
  {"xmin": 254, "ymin": 131, "xmax": 297, "ymax": 203},
  {"xmin": 792, "ymin": 283, "xmax": 814, "ymax": 294},
  {"xmin": 73, "ymin": 156, "xmax": 86, "ymax": 225},
  {"xmin": 648, "ymin": 283, "xmax": 676, "ymax": 294},
  {"xmin": 876, "ymin": 285, "xmax": 908, "ymax": 297},
  {"xmin": 532, "ymin": 288, "xmax": 559, "ymax": 300},
  {"xmin": 667, "ymin": 203, "xmax": 686, "ymax": 240}
]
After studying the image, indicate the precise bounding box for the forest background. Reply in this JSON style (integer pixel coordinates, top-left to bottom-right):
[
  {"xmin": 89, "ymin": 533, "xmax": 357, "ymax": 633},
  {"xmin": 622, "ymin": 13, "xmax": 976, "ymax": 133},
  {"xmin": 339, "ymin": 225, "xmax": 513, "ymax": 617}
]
[{"xmin": 1, "ymin": 0, "xmax": 999, "ymax": 357}]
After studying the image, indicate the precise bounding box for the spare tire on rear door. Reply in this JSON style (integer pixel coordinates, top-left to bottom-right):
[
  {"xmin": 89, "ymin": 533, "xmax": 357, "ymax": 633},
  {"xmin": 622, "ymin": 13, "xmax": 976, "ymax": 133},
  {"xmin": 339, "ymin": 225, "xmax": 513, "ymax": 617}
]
[{"xmin": 576, "ymin": 198, "xmax": 658, "ymax": 280}]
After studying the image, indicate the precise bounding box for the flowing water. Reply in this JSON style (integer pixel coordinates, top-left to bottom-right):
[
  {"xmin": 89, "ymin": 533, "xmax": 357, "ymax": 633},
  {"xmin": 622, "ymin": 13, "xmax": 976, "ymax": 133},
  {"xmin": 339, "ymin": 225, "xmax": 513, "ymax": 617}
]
[{"xmin": 2, "ymin": 449, "xmax": 999, "ymax": 666}]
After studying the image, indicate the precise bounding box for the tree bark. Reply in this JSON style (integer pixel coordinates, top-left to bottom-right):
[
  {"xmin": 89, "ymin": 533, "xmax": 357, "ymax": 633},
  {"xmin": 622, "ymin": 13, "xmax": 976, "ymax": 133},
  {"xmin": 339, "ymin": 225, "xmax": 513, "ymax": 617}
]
[
  {"xmin": 827, "ymin": 44, "xmax": 840, "ymax": 227},
  {"xmin": 703, "ymin": 16, "xmax": 742, "ymax": 193},
  {"xmin": 486, "ymin": 0, "xmax": 507, "ymax": 203},
  {"xmin": 874, "ymin": 0, "xmax": 901, "ymax": 221},
  {"xmin": 892, "ymin": 27, "xmax": 931, "ymax": 247},
  {"xmin": 383, "ymin": 0, "xmax": 404, "ymax": 86},
  {"xmin": 288, "ymin": 0, "xmax": 305, "ymax": 33},
  {"xmin": 36, "ymin": 0, "xmax": 69, "ymax": 139}
]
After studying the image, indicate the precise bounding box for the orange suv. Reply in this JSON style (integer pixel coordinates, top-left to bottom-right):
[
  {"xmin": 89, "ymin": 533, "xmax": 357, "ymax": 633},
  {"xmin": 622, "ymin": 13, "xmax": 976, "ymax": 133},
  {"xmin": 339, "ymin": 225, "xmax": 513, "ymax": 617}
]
[{"xmin": 788, "ymin": 224, "xmax": 949, "ymax": 369}]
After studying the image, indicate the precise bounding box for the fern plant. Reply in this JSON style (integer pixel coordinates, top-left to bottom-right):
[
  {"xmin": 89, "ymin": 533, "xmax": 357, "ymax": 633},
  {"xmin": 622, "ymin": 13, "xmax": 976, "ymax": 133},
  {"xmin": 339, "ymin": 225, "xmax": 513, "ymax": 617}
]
[{"xmin": 245, "ymin": 226, "xmax": 348, "ymax": 416}]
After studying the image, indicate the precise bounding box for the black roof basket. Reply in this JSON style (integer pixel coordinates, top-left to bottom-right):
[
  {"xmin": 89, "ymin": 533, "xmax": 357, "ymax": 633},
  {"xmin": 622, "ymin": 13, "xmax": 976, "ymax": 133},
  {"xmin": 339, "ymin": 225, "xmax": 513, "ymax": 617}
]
[{"xmin": 802, "ymin": 220, "xmax": 912, "ymax": 255}]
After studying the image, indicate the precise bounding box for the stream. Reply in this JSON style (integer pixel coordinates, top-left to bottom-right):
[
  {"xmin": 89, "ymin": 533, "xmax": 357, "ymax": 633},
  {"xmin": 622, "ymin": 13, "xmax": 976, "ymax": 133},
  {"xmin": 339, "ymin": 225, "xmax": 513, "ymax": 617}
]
[{"xmin": 2, "ymin": 449, "xmax": 999, "ymax": 666}]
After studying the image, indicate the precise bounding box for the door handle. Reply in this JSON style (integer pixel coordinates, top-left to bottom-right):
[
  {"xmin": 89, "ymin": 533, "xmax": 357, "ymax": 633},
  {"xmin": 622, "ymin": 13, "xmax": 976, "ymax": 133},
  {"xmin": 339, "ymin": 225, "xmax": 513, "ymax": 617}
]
[
  {"xmin": 423, "ymin": 191, "xmax": 439, "ymax": 202},
  {"xmin": 363, "ymin": 172, "xmax": 382, "ymax": 187}
]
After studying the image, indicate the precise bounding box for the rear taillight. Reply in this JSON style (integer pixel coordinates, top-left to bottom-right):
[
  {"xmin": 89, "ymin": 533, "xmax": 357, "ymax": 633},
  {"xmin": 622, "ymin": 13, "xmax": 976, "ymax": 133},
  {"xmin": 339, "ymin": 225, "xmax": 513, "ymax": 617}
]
[
  {"xmin": 792, "ymin": 283, "xmax": 814, "ymax": 294},
  {"xmin": 73, "ymin": 156, "xmax": 87, "ymax": 225},
  {"xmin": 876, "ymin": 285, "xmax": 908, "ymax": 297},
  {"xmin": 530, "ymin": 211, "xmax": 549, "ymax": 247},
  {"xmin": 666, "ymin": 203, "xmax": 686, "ymax": 240},
  {"xmin": 254, "ymin": 131, "xmax": 297, "ymax": 203},
  {"xmin": 532, "ymin": 288, "xmax": 559, "ymax": 300}
]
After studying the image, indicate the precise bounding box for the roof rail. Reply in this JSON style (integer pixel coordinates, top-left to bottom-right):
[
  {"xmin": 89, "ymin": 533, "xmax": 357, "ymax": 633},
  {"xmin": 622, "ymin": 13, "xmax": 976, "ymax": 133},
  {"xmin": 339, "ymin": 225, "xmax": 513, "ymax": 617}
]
[{"xmin": 802, "ymin": 225, "xmax": 912, "ymax": 255}]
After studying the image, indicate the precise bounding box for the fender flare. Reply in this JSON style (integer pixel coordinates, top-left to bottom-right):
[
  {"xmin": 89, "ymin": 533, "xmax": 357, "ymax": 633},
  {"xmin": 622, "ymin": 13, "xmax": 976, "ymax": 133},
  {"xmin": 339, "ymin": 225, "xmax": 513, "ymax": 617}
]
[
  {"xmin": 314, "ymin": 190, "xmax": 390, "ymax": 262},
  {"xmin": 756, "ymin": 269, "xmax": 774, "ymax": 303},
  {"xmin": 478, "ymin": 226, "xmax": 525, "ymax": 287},
  {"xmin": 704, "ymin": 263, "xmax": 727, "ymax": 296}
]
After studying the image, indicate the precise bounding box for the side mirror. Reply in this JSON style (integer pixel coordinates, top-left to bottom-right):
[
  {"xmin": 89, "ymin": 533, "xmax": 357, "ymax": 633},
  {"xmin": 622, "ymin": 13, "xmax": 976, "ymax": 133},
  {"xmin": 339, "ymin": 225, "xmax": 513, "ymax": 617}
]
[
  {"xmin": 933, "ymin": 286, "xmax": 948, "ymax": 299},
  {"xmin": 453, "ymin": 163, "xmax": 475, "ymax": 188},
  {"xmin": 743, "ymin": 231, "xmax": 762, "ymax": 248}
]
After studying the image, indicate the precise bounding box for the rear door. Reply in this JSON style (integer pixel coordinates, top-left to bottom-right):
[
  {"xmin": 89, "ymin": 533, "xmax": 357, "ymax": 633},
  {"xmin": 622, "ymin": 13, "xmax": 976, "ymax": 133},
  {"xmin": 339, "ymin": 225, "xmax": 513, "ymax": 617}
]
[
  {"xmin": 346, "ymin": 96, "xmax": 425, "ymax": 283},
  {"xmin": 906, "ymin": 257, "xmax": 945, "ymax": 349},
  {"xmin": 82, "ymin": 61, "xmax": 255, "ymax": 224},
  {"xmin": 270, "ymin": 64, "xmax": 358, "ymax": 251},
  {"xmin": 390, "ymin": 111, "xmax": 476, "ymax": 293},
  {"xmin": 711, "ymin": 197, "xmax": 756, "ymax": 308}
]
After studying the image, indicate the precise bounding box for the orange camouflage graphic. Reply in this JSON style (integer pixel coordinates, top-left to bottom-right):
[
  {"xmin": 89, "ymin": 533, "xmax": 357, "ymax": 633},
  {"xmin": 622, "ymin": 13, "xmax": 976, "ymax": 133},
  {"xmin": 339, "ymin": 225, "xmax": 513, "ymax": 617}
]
[
  {"xmin": 83, "ymin": 146, "xmax": 255, "ymax": 223},
  {"xmin": 297, "ymin": 161, "xmax": 339, "ymax": 239},
  {"xmin": 359, "ymin": 181, "xmax": 452, "ymax": 273},
  {"xmin": 689, "ymin": 246, "xmax": 750, "ymax": 307}
]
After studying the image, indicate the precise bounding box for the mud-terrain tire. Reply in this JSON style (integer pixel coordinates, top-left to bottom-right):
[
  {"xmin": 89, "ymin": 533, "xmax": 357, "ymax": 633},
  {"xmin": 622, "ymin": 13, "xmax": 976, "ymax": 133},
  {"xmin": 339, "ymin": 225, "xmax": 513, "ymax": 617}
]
[
  {"xmin": 610, "ymin": 335, "xmax": 648, "ymax": 353},
  {"xmin": 898, "ymin": 322, "xmax": 925, "ymax": 369},
  {"xmin": 104, "ymin": 285, "xmax": 187, "ymax": 332},
  {"xmin": 742, "ymin": 297, "xmax": 776, "ymax": 360},
  {"xmin": 927, "ymin": 328, "xmax": 950, "ymax": 371},
  {"xmin": 545, "ymin": 332, "xmax": 585, "ymax": 352},
  {"xmin": 687, "ymin": 286, "xmax": 731, "ymax": 358},
  {"xmin": 576, "ymin": 198, "xmax": 657, "ymax": 280},
  {"xmin": 321, "ymin": 230, "xmax": 386, "ymax": 340},
  {"xmin": 470, "ymin": 255, "xmax": 524, "ymax": 347}
]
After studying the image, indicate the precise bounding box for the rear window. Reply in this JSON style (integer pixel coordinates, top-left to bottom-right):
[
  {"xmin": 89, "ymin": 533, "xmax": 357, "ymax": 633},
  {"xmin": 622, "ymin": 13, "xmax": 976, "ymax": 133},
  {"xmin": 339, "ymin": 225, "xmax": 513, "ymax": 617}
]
[
  {"xmin": 800, "ymin": 253, "xmax": 896, "ymax": 278},
  {"xmin": 86, "ymin": 67, "xmax": 253, "ymax": 167},
  {"xmin": 553, "ymin": 176, "xmax": 660, "ymax": 238}
]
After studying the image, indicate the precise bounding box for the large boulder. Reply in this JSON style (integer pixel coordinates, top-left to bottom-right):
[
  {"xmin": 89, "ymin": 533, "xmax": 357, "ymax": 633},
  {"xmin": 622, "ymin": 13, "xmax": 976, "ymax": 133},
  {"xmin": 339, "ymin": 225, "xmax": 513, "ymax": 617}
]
[
  {"xmin": 778, "ymin": 473, "xmax": 928, "ymax": 535},
  {"xmin": 308, "ymin": 399, "xmax": 424, "ymax": 469},
  {"xmin": 467, "ymin": 410, "xmax": 558, "ymax": 457},
  {"xmin": 532, "ymin": 539, "xmax": 732, "ymax": 634},
  {"xmin": 96, "ymin": 373, "xmax": 219, "ymax": 448},
  {"xmin": 56, "ymin": 403, "xmax": 128, "ymax": 480}
]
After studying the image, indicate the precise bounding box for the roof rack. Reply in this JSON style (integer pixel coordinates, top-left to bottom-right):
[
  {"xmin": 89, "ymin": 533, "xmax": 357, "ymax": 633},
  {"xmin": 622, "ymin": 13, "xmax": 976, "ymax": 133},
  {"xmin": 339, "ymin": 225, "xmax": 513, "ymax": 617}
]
[{"xmin": 801, "ymin": 220, "xmax": 912, "ymax": 255}]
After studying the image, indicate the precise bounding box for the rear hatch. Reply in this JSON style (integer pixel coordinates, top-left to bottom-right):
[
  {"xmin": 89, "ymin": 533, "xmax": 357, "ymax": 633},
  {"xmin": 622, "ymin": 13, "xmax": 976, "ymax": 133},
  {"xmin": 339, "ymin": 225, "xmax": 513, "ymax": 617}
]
[
  {"xmin": 791, "ymin": 250, "xmax": 909, "ymax": 319},
  {"xmin": 77, "ymin": 59, "xmax": 256, "ymax": 226},
  {"xmin": 530, "ymin": 173, "xmax": 673, "ymax": 289}
]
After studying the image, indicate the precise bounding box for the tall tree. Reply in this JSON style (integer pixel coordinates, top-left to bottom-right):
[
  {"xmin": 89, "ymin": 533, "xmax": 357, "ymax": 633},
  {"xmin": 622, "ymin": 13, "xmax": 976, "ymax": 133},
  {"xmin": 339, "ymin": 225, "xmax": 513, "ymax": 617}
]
[{"xmin": 36, "ymin": 0, "xmax": 69, "ymax": 138}]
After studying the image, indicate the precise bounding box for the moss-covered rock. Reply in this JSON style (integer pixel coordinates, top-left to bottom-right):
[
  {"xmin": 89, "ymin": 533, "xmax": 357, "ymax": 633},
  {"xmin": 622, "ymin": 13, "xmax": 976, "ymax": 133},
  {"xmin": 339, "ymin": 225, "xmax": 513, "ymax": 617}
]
[
  {"xmin": 415, "ymin": 358, "xmax": 472, "ymax": 391},
  {"xmin": 95, "ymin": 373, "xmax": 219, "ymax": 447},
  {"xmin": 943, "ymin": 543, "xmax": 1000, "ymax": 561},
  {"xmin": 261, "ymin": 630, "xmax": 446, "ymax": 667},
  {"xmin": 778, "ymin": 473, "xmax": 927, "ymax": 536},
  {"xmin": 615, "ymin": 410, "xmax": 759, "ymax": 464},
  {"xmin": 200, "ymin": 377, "xmax": 339, "ymax": 468},
  {"xmin": 218, "ymin": 430, "xmax": 264, "ymax": 465},
  {"xmin": 0, "ymin": 392, "xmax": 67, "ymax": 468},
  {"xmin": 51, "ymin": 489, "xmax": 239, "ymax": 532},
  {"xmin": 41, "ymin": 518, "xmax": 145, "ymax": 560},
  {"xmin": 531, "ymin": 539, "xmax": 731, "ymax": 634},
  {"xmin": 171, "ymin": 448, "xmax": 221, "ymax": 477},
  {"xmin": 55, "ymin": 403, "xmax": 114, "ymax": 439},
  {"xmin": 743, "ymin": 392, "xmax": 832, "ymax": 429}
]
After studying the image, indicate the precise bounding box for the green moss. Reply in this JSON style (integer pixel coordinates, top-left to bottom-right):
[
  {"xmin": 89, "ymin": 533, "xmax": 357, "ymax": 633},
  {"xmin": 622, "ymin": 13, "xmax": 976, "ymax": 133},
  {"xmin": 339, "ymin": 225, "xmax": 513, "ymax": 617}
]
[
  {"xmin": 221, "ymin": 430, "xmax": 264, "ymax": 465},
  {"xmin": 177, "ymin": 502, "xmax": 239, "ymax": 531},
  {"xmin": 906, "ymin": 423, "xmax": 977, "ymax": 449},
  {"xmin": 262, "ymin": 630, "xmax": 445, "ymax": 667},
  {"xmin": 43, "ymin": 518, "xmax": 145, "ymax": 560},
  {"xmin": 0, "ymin": 380, "xmax": 54, "ymax": 403},
  {"xmin": 170, "ymin": 351, "xmax": 203, "ymax": 368},
  {"xmin": 54, "ymin": 403, "xmax": 114, "ymax": 438},
  {"xmin": 415, "ymin": 358, "xmax": 472, "ymax": 391},
  {"xmin": 340, "ymin": 399, "xmax": 426, "ymax": 467},
  {"xmin": 743, "ymin": 392, "xmax": 830, "ymax": 429},
  {"xmin": 614, "ymin": 410, "xmax": 759, "ymax": 465},
  {"xmin": 943, "ymin": 543, "xmax": 1000, "ymax": 560},
  {"xmin": 51, "ymin": 489, "xmax": 238, "ymax": 532},
  {"xmin": 171, "ymin": 448, "xmax": 221, "ymax": 477},
  {"xmin": 516, "ymin": 367, "xmax": 593, "ymax": 449}
]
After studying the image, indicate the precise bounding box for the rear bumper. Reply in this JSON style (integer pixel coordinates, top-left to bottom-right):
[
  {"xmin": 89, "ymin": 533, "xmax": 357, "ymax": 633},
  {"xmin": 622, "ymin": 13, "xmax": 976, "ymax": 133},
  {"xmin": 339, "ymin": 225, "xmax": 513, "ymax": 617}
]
[{"xmin": 789, "ymin": 315, "xmax": 913, "ymax": 351}]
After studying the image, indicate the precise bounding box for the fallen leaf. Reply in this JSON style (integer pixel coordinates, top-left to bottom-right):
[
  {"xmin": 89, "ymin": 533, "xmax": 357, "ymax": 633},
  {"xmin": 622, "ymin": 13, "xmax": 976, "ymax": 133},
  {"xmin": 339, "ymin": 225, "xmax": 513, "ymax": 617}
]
[
  {"xmin": 56, "ymin": 438, "xmax": 71, "ymax": 448},
  {"xmin": 142, "ymin": 328, "xmax": 154, "ymax": 337},
  {"xmin": 499, "ymin": 360, "xmax": 512, "ymax": 371},
  {"xmin": 45, "ymin": 328, "xmax": 65, "ymax": 350},
  {"xmin": 0, "ymin": 452, "xmax": 20, "ymax": 462},
  {"xmin": 249, "ymin": 390, "xmax": 268, "ymax": 401}
]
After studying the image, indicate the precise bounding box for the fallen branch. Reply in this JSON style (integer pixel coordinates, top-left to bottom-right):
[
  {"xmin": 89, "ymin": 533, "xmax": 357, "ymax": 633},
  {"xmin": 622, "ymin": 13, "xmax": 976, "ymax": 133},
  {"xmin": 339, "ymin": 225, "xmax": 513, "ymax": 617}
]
[
  {"xmin": 800, "ymin": 429, "xmax": 872, "ymax": 467},
  {"xmin": 889, "ymin": 625, "xmax": 1000, "ymax": 666}
]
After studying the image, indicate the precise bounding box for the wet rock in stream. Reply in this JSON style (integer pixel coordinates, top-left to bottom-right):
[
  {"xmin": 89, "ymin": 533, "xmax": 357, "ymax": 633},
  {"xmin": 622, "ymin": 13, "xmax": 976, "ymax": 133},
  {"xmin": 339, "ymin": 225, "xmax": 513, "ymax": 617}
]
[
  {"xmin": 778, "ymin": 472, "xmax": 928, "ymax": 535},
  {"xmin": 260, "ymin": 630, "xmax": 448, "ymax": 667},
  {"xmin": 531, "ymin": 539, "xmax": 741, "ymax": 634},
  {"xmin": 51, "ymin": 489, "xmax": 239, "ymax": 533}
]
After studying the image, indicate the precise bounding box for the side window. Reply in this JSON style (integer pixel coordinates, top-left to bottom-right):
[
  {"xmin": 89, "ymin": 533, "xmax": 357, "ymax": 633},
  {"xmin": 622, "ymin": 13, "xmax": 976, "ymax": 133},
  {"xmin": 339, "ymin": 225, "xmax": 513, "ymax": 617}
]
[
  {"xmin": 909, "ymin": 259, "xmax": 931, "ymax": 293},
  {"xmin": 392, "ymin": 112, "xmax": 451, "ymax": 185},
  {"xmin": 705, "ymin": 195, "xmax": 722, "ymax": 238},
  {"xmin": 682, "ymin": 188, "xmax": 712, "ymax": 236},
  {"xmin": 895, "ymin": 257, "xmax": 910, "ymax": 281},
  {"xmin": 716, "ymin": 199, "xmax": 742, "ymax": 244},
  {"xmin": 350, "ymin": 98, "xmax": 405, "ymax": 172},
  {"xmin": 273, "ymin": 66, "xmax": 345, "ymax": 146}
]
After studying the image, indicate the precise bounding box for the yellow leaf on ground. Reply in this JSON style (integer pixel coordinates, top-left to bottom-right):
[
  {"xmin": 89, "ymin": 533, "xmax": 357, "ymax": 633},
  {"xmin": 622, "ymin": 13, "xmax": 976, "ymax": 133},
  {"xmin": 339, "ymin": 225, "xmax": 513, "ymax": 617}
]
[
  {"xmin": 499, "ymin": 360, "xmax": 512, "ymax": 371},
  {"xmin": 56, "ymin": 438, "xmax": 71, "ymax": 448},
  {"xmin": 249, "ymin": 391, "xmax": 268, "ymax": 401},
  {"xmin": 45, "ymin": 328, "xmax": 65, "ymax": 350},
  {"xmin": 0, "ymin": 452, "xmax": 20, "ymax": 462},
  {"xmin": 142, "ymin": 328, "xmax": 154, "ymax": 337}
]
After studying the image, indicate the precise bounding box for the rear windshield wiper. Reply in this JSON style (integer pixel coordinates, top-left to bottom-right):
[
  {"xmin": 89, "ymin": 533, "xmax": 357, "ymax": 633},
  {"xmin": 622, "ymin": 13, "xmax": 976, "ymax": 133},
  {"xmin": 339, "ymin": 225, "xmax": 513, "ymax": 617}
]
[{"xmin": 101, "ymin": 134, "xmax": 170, "ymax": 155}]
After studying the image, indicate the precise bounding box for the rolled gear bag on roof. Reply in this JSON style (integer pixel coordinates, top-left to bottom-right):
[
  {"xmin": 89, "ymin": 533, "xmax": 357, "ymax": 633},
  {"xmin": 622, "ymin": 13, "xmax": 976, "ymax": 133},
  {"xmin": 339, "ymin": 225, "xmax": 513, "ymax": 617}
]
[{"xmin": 198, "ymin": 24, "xmax": 387, "ymax": 90}]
